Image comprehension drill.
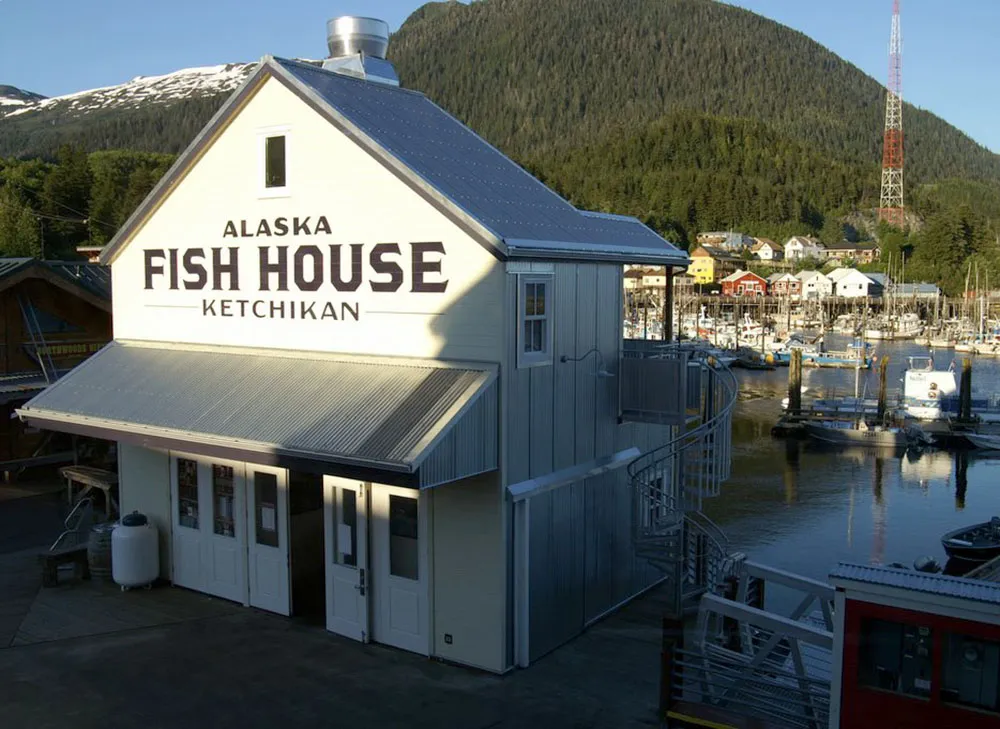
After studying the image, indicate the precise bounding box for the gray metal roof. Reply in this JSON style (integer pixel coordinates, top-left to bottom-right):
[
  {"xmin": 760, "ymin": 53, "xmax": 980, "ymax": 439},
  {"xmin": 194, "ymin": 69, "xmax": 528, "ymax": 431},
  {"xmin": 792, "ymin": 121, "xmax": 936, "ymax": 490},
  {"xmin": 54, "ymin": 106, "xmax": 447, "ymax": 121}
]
[
  {"xmin": 46, "ymin": 262, "xmax": 112, "ymax": 300},
  {"xmin": 0, "ymin": 257, "xmax": 111, "ymax": 301},
  {"xmin": 271, "ymin": 58, "xmax": 687, "ymax": 266},
  {"xmin": 829, "ymin": 562, "xmax": 1000, "ymax": 606},
  {"xmin": 20, "ymin": 341, "xmax": 497, "ymax": 474}
]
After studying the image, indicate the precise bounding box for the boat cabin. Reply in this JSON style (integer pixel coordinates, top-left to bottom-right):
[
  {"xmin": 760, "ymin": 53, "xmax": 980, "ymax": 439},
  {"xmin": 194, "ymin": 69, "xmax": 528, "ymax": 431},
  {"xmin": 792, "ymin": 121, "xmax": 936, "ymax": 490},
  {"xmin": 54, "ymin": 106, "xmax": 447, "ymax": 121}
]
[
  {"xmin": 830, "ymin": 563, "xmax": 1000, "ymax": 729},
  {"xmin": 16, "ymin": 18, "xmax": 721, "ymax": 674}
]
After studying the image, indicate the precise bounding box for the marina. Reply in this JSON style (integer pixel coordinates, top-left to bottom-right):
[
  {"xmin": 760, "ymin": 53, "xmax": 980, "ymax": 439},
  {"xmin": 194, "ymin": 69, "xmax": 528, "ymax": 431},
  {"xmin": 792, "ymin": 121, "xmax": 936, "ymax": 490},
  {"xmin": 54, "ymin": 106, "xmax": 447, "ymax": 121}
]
[{"xmin": 707, "ymin": 339, "xmax": 1000, "ymax": 581}]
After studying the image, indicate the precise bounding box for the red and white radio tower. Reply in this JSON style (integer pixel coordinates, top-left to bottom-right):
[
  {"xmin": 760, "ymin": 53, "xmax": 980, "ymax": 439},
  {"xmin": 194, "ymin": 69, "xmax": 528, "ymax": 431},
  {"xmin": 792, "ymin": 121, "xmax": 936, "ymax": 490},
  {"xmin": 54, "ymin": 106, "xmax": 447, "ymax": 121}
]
[{"xmin": 878, "ymin": 0, "xmax": 905, "ymax": 228}]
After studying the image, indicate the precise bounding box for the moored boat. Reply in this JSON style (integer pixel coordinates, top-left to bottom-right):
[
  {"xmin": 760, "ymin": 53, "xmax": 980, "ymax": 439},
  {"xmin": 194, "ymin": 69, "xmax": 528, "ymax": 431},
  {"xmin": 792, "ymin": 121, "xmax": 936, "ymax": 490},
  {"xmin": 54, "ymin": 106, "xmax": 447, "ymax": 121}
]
[
  {"xmin": 941, "ymin": 517, "xmax": 1000, "ymax": 563},
  {"xmin": 803, "ymin": 419, "xmax": 908, "ymax": 448},
  {"xmin": 966, "ymin": 433, "xmax": 1000, "ymax": 450}
]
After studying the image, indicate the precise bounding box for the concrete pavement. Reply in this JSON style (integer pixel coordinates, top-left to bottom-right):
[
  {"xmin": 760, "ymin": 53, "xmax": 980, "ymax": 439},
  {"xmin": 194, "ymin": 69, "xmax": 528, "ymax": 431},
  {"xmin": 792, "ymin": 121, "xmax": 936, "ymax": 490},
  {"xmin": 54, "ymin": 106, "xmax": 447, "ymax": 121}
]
[{"xmin": 1, "ymin": 490, "xmax": 668, "ymax": 729}]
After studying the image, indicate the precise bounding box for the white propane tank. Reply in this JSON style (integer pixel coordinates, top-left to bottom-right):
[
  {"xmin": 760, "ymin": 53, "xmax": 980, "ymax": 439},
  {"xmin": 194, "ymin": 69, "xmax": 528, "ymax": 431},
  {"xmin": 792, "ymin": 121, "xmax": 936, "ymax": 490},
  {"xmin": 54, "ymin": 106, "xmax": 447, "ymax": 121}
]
[{"xmin": 112, "ymin": 511, "xmax": 159, "ymax": 589}]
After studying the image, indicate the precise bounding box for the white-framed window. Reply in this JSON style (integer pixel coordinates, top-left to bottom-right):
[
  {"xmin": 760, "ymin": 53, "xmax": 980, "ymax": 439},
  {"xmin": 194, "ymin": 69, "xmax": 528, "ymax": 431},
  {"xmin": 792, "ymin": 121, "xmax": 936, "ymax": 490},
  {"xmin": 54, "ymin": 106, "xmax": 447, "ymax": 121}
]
[
  {"xmin": 258, "ymin": 126, "xmax": 290, "ymax": 198},
  {"xmin": 517, "ymin": 275, "xmax": 553, "ymax": 367}
]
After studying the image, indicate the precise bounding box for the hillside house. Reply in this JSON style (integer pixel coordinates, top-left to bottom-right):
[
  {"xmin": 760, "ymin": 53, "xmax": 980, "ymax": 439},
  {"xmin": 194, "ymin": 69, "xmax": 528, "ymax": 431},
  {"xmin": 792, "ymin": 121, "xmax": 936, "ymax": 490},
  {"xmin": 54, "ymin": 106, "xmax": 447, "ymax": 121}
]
[
  {"xmin": 689, "ymin": 245, "xmax": 741, "ymax": 284},
  {"xmin": 752, "ymin": 238, "xmax": 783, "ymax": 261},
  {"xmin": 767, "ymin": 272, "xmax": 801, "ymax": 298},
  {"xmin": 720, "ymin": 270, "xmax": 767, "ymax": 297},
  {"xmin": 824, "ymin": 241, "xmax": 880, "ymax": 265},
  {"xmin": 17, "ymin": 19, "xmax": 733, "ymax": 675},
  {"xmin": 797, "ymin": 270, "xmax": 834, "ymax": 300},
  {"xmin": 784, "ymin": 236, "xmax": 825, "ymax": 261}
]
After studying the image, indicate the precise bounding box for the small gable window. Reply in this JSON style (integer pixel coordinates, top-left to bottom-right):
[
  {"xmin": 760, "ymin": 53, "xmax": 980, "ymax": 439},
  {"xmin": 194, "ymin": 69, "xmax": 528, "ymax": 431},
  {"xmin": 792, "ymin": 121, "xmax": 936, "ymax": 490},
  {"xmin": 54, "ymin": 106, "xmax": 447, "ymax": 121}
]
[
  {"xmin": 265, "ymin": 136, "xmax": 286, "ymax": 188},
  {"xmin": 258, "ymin": 126, "xmax": 290, "ymax": 197},
  {"xmin": 518, "ymin": 275, "xmax": 553, "ymax": 367}
]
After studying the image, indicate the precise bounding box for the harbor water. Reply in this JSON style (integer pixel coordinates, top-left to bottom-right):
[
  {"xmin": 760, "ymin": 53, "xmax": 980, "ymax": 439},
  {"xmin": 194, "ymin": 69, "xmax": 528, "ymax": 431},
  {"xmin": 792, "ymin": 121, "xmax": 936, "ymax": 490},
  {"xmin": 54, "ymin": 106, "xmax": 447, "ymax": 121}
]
[{"xmin": 704, "ymin": 340, "xmax": 1000, "ymax": 586}]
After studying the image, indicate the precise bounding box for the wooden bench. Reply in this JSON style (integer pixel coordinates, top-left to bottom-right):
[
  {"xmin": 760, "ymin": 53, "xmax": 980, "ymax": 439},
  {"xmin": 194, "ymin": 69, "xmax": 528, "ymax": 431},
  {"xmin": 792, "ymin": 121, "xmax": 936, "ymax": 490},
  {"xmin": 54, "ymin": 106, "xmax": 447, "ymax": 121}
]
[
  {"xmin": 38, "ymin": 543, "xmax": 90, "ymax": 587},
  {"xmin": 666, "ymin": 701, "xmax": 788, "ymax": 729}
]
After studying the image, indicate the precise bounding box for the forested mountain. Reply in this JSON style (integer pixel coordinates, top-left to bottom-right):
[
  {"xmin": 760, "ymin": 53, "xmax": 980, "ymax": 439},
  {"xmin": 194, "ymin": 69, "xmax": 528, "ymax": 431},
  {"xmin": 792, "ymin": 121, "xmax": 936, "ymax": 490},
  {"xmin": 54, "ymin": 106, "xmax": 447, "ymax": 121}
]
[
  {"xmin": 390, "ymin": 0, "xmax": 1000, "ymax": 185},
  {"xmin": 1, "ymin": 0, "xmax": 999, "ymax": 293}
]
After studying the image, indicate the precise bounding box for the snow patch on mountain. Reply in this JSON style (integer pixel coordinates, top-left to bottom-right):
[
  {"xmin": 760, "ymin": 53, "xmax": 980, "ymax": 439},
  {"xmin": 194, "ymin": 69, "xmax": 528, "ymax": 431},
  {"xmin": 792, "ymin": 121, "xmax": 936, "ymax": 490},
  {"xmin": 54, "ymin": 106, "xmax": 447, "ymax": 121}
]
[{"xmin": 0, "ymin": 63, "xmax": 257, "ymax": 120}]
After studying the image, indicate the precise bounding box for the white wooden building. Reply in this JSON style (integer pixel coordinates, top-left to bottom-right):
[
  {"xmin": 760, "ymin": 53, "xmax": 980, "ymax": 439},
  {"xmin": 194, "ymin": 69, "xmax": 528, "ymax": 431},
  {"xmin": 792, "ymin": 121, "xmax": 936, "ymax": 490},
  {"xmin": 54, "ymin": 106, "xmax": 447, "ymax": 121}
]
[
  {"xmin": 18, "ymin": 19, "xmax": 733, "ymax": 673},
  {"xmin": 796, "ymin": 270, "xmax": 834, "ymax": 300}
]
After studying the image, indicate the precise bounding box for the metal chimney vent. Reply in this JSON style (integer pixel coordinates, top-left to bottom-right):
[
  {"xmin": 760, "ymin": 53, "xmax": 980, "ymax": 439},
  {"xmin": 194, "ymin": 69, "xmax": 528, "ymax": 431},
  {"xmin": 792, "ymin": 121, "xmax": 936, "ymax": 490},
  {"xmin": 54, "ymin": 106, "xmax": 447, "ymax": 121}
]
[
  {"xmin": 326, "ymin": 16, "xmax": 389, "ymax": 59},
  {"xmin": 322, "ymin": 16, "xmax": 399, "ymax": 86}
]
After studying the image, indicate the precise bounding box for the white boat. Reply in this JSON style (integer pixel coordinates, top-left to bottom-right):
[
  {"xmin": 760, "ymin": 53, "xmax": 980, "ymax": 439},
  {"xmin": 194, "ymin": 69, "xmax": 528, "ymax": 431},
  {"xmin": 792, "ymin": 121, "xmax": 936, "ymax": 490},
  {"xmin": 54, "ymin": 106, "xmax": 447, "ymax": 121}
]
[
  {"xmin": 966, "ymin": 433, "xmax": 1000, "ymax": 450},
  {"xmin": 803, "ymin": 419, "xmax": 908, "ymax": 449},
  {"xmin": 914, "ymin": 336, "xmax": 930, "ymax": 346},
  {"xmin": 901, "ymin": 356, "xmax": 958, "ymax": 421},
  {"xmin": 929, "ymin": 337, "xmax": 956, "ymax": 349}
]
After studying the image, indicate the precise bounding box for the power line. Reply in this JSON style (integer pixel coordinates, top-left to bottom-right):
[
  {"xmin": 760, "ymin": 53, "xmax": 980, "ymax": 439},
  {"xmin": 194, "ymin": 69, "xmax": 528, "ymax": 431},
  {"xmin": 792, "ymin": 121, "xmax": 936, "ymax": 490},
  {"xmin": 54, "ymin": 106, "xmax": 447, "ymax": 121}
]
[{"xmin": 4, "ymin": 179, "xmax": 119, "ymax": 231}]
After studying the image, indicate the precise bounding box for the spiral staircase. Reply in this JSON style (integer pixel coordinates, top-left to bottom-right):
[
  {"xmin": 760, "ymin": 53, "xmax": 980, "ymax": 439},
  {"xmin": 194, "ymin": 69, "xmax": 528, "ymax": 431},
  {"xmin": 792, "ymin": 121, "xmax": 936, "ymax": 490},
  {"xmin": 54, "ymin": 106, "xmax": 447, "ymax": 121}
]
[{"xmin": 627, "ymin": 347, "xmax": 741, "ymax": 616}]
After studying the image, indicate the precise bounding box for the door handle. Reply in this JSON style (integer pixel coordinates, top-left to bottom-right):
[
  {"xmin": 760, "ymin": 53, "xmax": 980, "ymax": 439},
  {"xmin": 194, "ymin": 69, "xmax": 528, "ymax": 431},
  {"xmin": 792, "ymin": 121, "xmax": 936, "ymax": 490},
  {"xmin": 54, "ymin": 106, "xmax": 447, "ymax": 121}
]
[{"xmin": 356, "ymin": 568, "xmax": 366, "ymax": 596}]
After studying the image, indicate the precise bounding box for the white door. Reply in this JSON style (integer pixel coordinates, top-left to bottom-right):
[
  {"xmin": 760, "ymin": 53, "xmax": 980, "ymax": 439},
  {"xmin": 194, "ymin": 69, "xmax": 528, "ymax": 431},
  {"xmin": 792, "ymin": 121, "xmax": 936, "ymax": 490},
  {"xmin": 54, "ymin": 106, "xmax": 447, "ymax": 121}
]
[
  {"xmin": 171, "ymin": 455, "xmax": 205, "ymax": 592},
  {"xmin": 203, "ymin": 460, "xmax": 247, "ymax": 605},
  {"xmin": 247, "ymin": 466, "xmax": 290, "ymax": 615},
  {"xmin": 324, "ymin": 476, "xmax": 369, "ymax": 642},
  {"xmin": 370, "ymin": 484, "xmax": 429, "ymax": 655}
]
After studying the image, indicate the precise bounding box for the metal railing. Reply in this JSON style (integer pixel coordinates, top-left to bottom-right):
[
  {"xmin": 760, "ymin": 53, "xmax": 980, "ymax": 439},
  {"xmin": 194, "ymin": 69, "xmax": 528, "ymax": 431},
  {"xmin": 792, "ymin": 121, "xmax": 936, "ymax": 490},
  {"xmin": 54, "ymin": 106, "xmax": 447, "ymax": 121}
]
[
  {"xmin": 669, "ymin": 644, "xmax": 831, "ymax": 729},
  {"xmin": 628, "ymin": 348, "xmax": 739, "ymax": 614},
  {"xmin": 685, "ymin": 592, "xmax": 834, "ymax": 729},
  {"xmin": 629, "ymin": 348, "xmax": 738, "ymax": 522}
]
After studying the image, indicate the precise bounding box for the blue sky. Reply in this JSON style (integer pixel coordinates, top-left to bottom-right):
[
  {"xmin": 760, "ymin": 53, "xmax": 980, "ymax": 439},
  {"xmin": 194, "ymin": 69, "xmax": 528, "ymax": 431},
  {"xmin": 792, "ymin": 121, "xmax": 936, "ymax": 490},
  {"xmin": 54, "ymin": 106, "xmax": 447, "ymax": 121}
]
[{"xmin": 1, "ymin": 0, "xmax": 997, "ymax": 152}]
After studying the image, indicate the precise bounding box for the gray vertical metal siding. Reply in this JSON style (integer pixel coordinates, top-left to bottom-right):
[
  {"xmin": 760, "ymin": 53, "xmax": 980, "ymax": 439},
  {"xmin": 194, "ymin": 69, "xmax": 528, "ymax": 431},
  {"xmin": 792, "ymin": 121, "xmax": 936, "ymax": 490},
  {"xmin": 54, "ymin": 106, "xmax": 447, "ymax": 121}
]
[
  {"xmin": 528, "ymin": 484, "xmax": 586, "ymax": 660},
  {"xmin": 572, "ymin": 264, "xmax": 598, "ymax": 463},
  {"xmin": 419, "ymin": 379, "xmax": 499, "ymax": 489},
  {"xmin": 551, "ymin": 263, "xmax": 578, "ymax": 471},
  {"xmin": 507, "ymin": 261, "xmax": 686, "ymax": 661}
]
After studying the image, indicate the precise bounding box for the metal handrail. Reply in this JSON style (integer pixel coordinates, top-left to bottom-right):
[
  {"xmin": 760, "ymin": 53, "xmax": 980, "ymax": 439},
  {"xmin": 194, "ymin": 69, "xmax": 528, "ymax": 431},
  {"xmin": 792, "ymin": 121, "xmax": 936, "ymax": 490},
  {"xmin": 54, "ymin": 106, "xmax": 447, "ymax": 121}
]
[{"xmin": 628, "ymin": 349, "xmax": 738, "ymax": 478}]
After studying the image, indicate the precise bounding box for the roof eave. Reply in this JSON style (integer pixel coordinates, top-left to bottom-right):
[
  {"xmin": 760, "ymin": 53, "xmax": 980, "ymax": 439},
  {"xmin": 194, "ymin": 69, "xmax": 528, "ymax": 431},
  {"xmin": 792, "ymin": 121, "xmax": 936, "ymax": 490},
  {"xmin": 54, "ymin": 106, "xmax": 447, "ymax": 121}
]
[
  {"xmin": 505, "ymin": 239, "xmax": 689, "ymax": 267},
  {"xmin": 100, "ymin": 58, "xmax": 278, "ymax": 266},
  {"xmin": 18, "ymin": 406, "xmax": 416, "ymax": 474},
  {"xmin": 266, "ymin": 59, "xmax": 509, "ymax": 261}
]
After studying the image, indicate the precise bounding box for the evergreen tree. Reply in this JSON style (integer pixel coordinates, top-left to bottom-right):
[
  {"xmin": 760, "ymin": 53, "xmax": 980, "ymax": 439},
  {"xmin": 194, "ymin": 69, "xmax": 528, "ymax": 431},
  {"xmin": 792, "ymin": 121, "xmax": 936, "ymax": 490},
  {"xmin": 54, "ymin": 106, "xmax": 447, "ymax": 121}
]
[
  {"xmin": 41, "ymin": 144, "xmax": 91, "ymax": 257},
  {"xmin": 0, "ymin": 186, "xmax": 42, "ymax": 257}
]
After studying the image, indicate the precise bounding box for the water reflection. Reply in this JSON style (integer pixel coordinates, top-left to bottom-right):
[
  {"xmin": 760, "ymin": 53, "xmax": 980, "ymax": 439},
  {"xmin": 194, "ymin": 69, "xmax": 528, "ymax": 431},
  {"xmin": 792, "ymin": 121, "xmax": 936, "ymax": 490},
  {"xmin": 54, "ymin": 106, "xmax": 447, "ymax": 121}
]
[{"xmin": 704, "ymin": 341, "xmax": 1000, "ymax": 586}]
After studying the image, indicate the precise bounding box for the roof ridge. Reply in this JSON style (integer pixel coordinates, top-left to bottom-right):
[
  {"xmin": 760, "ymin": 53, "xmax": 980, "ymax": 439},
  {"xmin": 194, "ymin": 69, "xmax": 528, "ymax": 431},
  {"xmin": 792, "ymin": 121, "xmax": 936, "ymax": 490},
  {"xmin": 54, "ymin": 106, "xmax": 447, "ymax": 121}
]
[{"xmin": 270, "ymin": 55, "xmax": 430, "ymax": 99}]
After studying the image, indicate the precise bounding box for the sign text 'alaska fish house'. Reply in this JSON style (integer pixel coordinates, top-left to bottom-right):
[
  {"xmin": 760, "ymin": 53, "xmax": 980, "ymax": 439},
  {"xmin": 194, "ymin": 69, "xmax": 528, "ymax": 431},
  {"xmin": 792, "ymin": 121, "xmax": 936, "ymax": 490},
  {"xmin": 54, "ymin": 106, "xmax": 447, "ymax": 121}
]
[{"xmin": 143, "ymin": 217, "xmax": 450, "ymax": 322}]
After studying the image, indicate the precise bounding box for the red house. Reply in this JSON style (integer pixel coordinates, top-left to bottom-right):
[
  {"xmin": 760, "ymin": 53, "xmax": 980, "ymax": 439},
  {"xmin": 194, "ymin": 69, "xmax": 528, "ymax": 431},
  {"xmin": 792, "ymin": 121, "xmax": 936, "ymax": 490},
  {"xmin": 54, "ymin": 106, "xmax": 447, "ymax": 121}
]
[
  {"xmin": 830, "ymin": 562, "xmax": 1000, "ymax": 729},
  {"xmin": 720, "ymin": 269, "xmax": 767, "ymax": 297}
]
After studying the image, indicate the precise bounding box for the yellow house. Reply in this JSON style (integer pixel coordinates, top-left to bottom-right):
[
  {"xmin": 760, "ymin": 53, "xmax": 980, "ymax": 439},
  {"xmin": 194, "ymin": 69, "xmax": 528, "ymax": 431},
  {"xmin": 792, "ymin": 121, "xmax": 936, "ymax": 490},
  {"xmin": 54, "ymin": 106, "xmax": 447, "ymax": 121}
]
[{"xmin": 689, "ymin": 246, "xmax": 740, "ymax": 284}]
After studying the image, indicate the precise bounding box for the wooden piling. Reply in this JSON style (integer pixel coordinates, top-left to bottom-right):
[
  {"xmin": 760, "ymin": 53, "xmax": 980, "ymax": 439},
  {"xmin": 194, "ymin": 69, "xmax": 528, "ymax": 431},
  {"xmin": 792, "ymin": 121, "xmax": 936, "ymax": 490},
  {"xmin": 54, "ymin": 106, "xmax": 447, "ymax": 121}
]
[
  {"xmin": 788, "ymin": 348, "xmax": 802, "ymax": 416},
  {"xmin": 960, "ymin": 358, "xmax": 973, "ymax": 423},
  {"xmin": 877, "ymin": 355, "xmax": 889, "ymax": 422}
]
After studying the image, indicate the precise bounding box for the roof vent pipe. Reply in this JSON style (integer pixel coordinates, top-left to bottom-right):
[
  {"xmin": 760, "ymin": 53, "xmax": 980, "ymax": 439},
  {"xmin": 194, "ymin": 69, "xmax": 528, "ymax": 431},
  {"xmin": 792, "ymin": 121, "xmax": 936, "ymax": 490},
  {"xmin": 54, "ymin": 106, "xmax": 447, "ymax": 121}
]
[{"xmin": 322, "ymin": 16, "xmax": 399, "ymax": 86}]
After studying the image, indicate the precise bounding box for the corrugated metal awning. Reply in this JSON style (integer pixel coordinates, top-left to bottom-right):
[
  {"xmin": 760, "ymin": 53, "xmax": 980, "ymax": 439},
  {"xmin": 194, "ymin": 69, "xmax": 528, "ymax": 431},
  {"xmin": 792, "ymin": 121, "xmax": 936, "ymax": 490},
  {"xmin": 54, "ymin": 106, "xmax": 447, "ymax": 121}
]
[{"xmin": 18, "ymin": 341, "xmax": 498, "ymax": 489}]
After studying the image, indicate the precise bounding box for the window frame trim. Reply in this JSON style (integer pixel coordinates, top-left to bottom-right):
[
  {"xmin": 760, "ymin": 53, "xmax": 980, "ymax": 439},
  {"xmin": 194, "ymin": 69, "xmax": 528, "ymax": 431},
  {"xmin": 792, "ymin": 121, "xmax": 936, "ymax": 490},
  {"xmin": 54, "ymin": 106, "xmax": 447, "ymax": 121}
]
[
  {"xmin": 516, "ymin": 273, "xmax": 554, "ymax": 368},
  {"xmin": 257, "ymin": 125, "xmax": 291, "ymax": 199}
]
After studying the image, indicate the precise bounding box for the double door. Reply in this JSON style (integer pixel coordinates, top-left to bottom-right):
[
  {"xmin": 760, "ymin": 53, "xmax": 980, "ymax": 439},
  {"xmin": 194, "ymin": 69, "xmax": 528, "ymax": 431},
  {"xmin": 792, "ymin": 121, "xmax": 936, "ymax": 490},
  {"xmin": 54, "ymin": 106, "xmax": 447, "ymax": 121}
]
[
  {"xmin": 324, "ymin": 478, "xmax": 428, "ymax": 654},
  {"xmin": 170, "ymin": 455, "xmax": 290, "ymax": 615}
]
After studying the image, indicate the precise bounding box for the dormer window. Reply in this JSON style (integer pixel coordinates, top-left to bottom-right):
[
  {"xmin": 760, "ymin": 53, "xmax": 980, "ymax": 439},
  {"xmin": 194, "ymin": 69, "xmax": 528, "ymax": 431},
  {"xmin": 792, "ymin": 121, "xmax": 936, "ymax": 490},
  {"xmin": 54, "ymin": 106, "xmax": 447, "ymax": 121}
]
[
  {"xmin": 518, "ymin": 275, "xmax": 553, "ymax": 367},
  {"xmin": 258, "ymin": 126, "xmax": 290, "ymax": 197}
]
